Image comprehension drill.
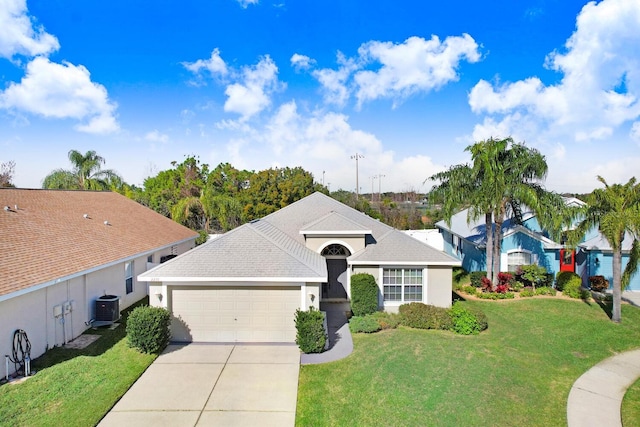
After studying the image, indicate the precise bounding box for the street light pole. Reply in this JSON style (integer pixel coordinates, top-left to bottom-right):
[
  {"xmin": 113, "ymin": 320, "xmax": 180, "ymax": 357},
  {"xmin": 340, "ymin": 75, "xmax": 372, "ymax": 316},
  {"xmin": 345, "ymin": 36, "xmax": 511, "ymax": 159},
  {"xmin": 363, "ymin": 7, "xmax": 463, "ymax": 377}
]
[
  {"xmin": 377, "ymin": 174, "xmax": 385, "ymax": 200},
  {"xmin": 351, "ymin": 153, "xmax": 364, "ymax": 199},
  {"xmin": 371, "ymin": 176, "xmax": 377, "ymax": 202}
]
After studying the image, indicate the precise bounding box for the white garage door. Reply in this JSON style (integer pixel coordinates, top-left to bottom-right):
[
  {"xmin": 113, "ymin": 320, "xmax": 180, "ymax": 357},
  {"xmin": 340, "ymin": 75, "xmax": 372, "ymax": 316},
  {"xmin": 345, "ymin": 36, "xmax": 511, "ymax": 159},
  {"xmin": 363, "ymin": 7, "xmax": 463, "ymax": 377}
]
[{"xmin": 170, "ymin": 285, "xmax": 301, "ymax": 342}]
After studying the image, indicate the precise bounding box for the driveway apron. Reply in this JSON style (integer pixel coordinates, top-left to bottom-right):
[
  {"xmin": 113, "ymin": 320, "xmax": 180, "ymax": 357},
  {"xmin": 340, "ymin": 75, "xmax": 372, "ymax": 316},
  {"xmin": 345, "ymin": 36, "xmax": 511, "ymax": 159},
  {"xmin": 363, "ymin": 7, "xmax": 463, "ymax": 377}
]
[{"xmin": 99, "ymin": 343, "xmax": 300, "ymax": 427}]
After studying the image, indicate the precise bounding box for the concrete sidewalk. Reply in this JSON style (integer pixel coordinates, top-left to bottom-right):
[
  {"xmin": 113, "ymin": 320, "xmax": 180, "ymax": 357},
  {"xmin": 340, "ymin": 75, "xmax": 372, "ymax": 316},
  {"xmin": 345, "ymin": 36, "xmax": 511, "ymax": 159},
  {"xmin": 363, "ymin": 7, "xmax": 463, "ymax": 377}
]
[
  {"xmin": 567, "ymin": 348, "xmax": 640, "ymax": 427},
  {"xmin": 99, "ymin": 343, "xmax": 300, "ymax": 427},
  {"xmin": 301, "ymin": 302, "xmax": 353, "ymax": 365}
]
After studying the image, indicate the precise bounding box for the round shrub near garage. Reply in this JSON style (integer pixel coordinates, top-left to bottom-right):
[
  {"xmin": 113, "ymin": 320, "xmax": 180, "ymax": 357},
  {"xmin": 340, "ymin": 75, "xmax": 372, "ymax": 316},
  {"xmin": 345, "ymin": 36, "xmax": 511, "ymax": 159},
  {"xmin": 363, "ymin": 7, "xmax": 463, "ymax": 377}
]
[
  {"xmin": 126, "ymin": 305, "xmax": 172, "ymax": 354},
  {"xmin": 294, "ymin": 307, "xmax": 327, "ymax": 354},
  {"xmin": 350, "ymin": 273, "xmax": 379, "ymax": 316}
]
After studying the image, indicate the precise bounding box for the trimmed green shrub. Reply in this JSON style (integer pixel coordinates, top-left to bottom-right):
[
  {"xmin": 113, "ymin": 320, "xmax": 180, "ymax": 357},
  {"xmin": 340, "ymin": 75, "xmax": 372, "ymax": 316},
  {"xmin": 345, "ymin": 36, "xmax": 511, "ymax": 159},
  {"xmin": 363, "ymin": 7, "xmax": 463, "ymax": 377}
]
[
  {"xmin": 518, "ymin": 265, "xmax": 548, "ymax": 289},
  {"xmin": 126, "ymin": 305, "xmax": 171, "ymax": 354},
  {"xmin": 535, "ymin": 286, "xmax": 557, "ymax": 296},
  {"xmin": 295, "ymin": 307, "xmax": 327, "ymax": 353},
  {"xmin": 563, "ymin": 277, "xmax": 589, "ymax": 299},
  {"xmin": 520, "ymin": 289, "xmax": 535, "ymax": 297},
  {"xmin": 476, "ymin": 292, "xmax": 515, "ymax": 300},
  {"xmin": 449, "ymin": 302, "xmax": 488, "ymax": 335},
  {"xmin": 370, "ymin": 311, "xmax": 401, "ymax": 329},
  {"xmin": 350, "ymin": 273, "xmax": 379, "ymax": 316},
  {"xmin": 399, "ymin": 303, "xmax": 453, "ymax": 330},
  {"xmin": 462, "ymin": 285, "xmax": 477, "ymax": 295},
  {"xmin": 453, "ymin": 267, "xmax": 470, "ymax": 285},
  {"xmin": 470, "ymin": 271, "xmax": 487, "ymax": 288},
  {"xmin": 556, "ymin": 271, "xmax": 580, "ymax": 292},
  {"xmin": 349, "ymin": 315, "xmax": 382, "ymax": 333},
  {"xmin": 589, "ymin": 275, "xmax": 610, "ymax": 292},
  {"xmin": 511, "ymin": 281, "xmax": 524, "ymax": 292}
]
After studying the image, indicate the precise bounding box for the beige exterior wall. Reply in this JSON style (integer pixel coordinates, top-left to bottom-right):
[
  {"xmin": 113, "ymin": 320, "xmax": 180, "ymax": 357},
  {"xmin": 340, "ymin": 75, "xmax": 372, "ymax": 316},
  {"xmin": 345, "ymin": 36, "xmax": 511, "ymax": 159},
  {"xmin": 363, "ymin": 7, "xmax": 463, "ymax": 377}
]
[
  {"xmin": 305, "ymin": 236, "xmax": 365, "ymax": 254},
  {"xmin": 426, "ymin": 266, "xmax": 453, "ymax": 308},
  {"xmin": 303, "ymin": 282, "xmax": 321, "ymax": 309},
  {"xmin": 350, "ymin": 264, "xmax": 453, "ymax": 313},
  {"xmin": 1, "ymin": 238, "xmax": 196, "ymax": 379}
]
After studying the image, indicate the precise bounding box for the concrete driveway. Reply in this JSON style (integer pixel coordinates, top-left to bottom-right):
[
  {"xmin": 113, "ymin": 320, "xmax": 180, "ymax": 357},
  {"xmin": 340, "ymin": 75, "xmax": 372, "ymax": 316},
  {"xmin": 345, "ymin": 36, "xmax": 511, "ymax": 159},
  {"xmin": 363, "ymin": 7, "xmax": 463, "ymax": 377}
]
[{"xmin": 99, "ymin": 343, "xmax": 300, "ymax": 427}]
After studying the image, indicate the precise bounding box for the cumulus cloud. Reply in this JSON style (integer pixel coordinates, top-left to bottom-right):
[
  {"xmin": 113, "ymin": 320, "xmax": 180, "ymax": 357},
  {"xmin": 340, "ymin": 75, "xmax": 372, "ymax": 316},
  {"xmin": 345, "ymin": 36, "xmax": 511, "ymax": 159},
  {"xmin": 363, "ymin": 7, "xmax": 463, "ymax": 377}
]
[
  {"xmin": 236, "ymin": 0, "xmax": 259, "ymax": 8},
  {"xmin": 0, "ymin": 57, "xmax": 119, "ymax": 133},
  {"xmin": 305, "ymin": 34, "xmax": 480, "ymax": 108},
  {"xmin": 469, "ymin": 0, "xmax": 640, "ymax": 145},
  {"xmin": 312, "ymin": 52, "xmax": 358, "ymax": 107},
  {"xmin": 290, "ymin": 53, "xmax": 315, "ymax": 71},
  {"xmin": 354, "ymin": 34, "xmax": 481, "ymax": 107},
  {"xmin": 215, "ymin": 101, "xmax": 444, "ymax": 191},
  {"xmin": 0, "ymin": 0, "xmax": 59, "ymax": 60},
  {"xmin": 182, "ymin": 48, "xmax": 228, "ymax": 80},
  {"xmin": 224, "ymin": 55, "xmax": 283, "ymax": 120},
  {"xmin": 631, "ymin": 121, "xmax": 640, "ymax": 143},
  {"xmin": 145, "ymin": 130, "xmax": 169, "ymax": 143}
]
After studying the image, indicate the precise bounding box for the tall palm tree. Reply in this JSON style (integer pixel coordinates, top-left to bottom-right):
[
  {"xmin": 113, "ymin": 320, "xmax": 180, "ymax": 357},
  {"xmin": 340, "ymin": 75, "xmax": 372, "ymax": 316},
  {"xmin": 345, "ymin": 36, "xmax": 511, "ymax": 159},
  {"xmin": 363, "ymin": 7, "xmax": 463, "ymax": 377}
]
[
  {"xmin": 572, "ymin": 176, "xmax": 640, "ymax": 323},
  {"xmin": 429, "ymin": 137, "xmax": 558, "ymax": 287},
  {"xmin": 42, "ymin": 149, "xmax": 121, "ymax": 190}
]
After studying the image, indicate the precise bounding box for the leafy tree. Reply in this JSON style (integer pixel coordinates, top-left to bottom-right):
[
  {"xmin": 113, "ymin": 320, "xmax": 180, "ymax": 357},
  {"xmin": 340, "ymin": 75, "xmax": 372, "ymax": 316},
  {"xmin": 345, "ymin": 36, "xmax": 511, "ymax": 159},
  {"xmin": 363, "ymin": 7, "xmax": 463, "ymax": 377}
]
[
  {"xmin": 243, "ymin": 167, "xmax": 322, "ymax": 220},
  {"xmin": 42, "ymin": 149, "xmax": 121, "ymax": 190},
  {"xmin": 0, "ymin": 160, "xmax": 15, "ymax": 188},
  {"xmin": 571, "ymin": 176, "xmax": 640, "ymax": 323},
  {"xmin": 429, "ymin": 137, "xmax": 562, "ymax": 288}
]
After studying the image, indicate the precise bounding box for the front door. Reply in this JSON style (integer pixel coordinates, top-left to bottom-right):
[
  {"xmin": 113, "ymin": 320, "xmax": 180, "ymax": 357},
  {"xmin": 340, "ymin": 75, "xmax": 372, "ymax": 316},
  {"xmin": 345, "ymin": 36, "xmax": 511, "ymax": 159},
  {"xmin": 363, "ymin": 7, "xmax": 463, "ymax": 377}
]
[{"xmin": 324, "ymin": 258, "xmax": 348, "ymax": 299}]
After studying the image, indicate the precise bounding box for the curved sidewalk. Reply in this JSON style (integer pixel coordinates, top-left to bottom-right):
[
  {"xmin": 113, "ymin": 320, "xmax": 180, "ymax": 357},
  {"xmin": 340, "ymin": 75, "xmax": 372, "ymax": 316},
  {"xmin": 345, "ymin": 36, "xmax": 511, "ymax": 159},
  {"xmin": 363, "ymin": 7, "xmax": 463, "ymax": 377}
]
[
  {"xmin": 301, "ymin": 302, "xmax": 353, "ymax": 365},
  {"xmin": 567, "ymin": 348, "xmax": 640, "ymax": 427}
]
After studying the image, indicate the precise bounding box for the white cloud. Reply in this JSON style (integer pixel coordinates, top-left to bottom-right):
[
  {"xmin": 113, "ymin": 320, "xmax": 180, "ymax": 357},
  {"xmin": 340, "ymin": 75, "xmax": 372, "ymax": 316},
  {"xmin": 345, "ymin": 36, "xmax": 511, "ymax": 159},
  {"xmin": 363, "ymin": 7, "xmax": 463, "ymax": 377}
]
[
  {"xmin": 236, "ymin": 0, "xmax": 259, "ymax": 8},
  {"xmin": 469, "ymin": 0, "xmax": 640, "ymax": 145},
  {"xmin": 223, "ymin": 55, "xmax": 283, "ymax": 120},
  {"xmin": 144, "ymin": 130, "xmax": 169, "ymax": 143},
  {"xmin": 0, "ymin": 57, "xmax": 119, "ymax": 133},
  {"xmin": 0, "ymin": 0, "xmax": 59, "ymax": 59},
  {"xmin": 182, "ymin": 48, "xmax": 228, "ymax": 79},
  {"xmin": 214, "ymin": 101, "xmax": 444, "ymax": 192},
  {"xmin": 353, "ymin": 34, "xmax": 481, "ymax": 107},
  {"xmin": 290, "ymin": 53, "xmax": 315, "ymax": 71},
  {"xmin": 312, "ymin": 52, "xmax": 358, "ymax": 107},
  {"xmin": 631, "ymin": 121, "xmax": 640, "ymax": 143},
  {"xmin": 307, "ymin": 34, "xmax": 480, "ymax": 108}
]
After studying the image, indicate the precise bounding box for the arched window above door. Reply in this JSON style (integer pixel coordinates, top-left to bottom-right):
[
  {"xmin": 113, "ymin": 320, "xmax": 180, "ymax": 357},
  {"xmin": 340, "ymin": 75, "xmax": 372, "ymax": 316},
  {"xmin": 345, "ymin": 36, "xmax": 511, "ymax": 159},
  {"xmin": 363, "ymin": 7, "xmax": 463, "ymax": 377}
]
[{"xmin": 321, "ymin": 244, "xmax": 351, "ymax": 256}]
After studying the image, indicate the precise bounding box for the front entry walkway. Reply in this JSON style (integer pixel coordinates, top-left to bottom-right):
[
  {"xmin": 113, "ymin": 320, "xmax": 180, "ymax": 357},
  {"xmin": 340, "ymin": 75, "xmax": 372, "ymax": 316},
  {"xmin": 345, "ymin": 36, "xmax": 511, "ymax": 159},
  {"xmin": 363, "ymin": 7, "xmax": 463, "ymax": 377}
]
[
  {"xmin": 567, "ymin": 348, "xmax": 640, "ymax": 427},
  {"xmin": 301, "ymin": 301, "xmax": 353, "ymax": 365},
  {"xmin": 99, "ymin": 343, "xmax": 300, "ymax": 427}
]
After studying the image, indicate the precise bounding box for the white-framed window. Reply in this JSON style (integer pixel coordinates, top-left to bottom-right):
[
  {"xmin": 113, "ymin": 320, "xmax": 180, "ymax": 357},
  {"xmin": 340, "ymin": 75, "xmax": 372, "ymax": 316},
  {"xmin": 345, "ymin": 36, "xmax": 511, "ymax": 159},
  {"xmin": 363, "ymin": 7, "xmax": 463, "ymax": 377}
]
[
  {"xmin": 125, "ymin": 261, "xmax": 134, "ymax": 294},
  {"xmin": 383, "ymin": 268, "xmax": 423, "ymax": 302},
  {"xmin": 147, "ymin": 254, "xmax": 153, "ymax": 263},
  {"xmin": 507, "ymin": 250, "xmax": 532, "ymax": 272}
]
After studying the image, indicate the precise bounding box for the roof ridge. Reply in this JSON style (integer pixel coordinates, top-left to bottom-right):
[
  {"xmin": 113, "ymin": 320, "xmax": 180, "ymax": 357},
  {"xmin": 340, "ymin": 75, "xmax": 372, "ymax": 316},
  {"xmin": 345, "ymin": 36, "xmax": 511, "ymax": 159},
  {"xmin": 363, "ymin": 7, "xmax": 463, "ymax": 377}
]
[
  {"xmin": 249, "ymin": 220, "xmax": 326, "ymax": 276},
  {"xmin": 300, "ymin": 210, "xmax": 370, "ymax": 231}
]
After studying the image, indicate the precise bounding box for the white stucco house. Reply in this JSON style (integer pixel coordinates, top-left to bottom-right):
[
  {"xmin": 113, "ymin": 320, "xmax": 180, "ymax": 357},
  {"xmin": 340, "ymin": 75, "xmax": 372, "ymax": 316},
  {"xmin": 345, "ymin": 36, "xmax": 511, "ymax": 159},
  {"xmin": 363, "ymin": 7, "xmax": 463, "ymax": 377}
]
[
  {"xmin": 139, "ymin": 192, "xmax": 460, "ymax": 343},
  {"xmin": 0, "ymin": 189, "xmax": 198, "ymax": 379}
]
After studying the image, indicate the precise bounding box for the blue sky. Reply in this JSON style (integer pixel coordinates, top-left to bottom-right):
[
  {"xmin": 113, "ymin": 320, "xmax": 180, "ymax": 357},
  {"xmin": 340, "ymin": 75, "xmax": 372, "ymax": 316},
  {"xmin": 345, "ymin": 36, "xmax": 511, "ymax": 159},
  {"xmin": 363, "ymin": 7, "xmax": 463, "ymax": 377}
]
[{"xmin": 1, "ymin": 0, "xmax": 639, "ymax": 194}]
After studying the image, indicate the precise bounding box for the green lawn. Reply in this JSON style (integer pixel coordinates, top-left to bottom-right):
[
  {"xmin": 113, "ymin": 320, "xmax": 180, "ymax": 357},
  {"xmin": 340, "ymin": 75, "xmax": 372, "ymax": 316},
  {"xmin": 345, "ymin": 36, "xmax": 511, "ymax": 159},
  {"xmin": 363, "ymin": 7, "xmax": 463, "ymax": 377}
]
[
  {"xmin": 297, "ymin": 298, "xmax": 640, "ymax": 426},
  {"xmin": 0, "ymin": 298, "xmax": 156, "ymax": 427},
  {"xmin": 623, "ymin": 378, "xmax": 640, "ymax": 427}
]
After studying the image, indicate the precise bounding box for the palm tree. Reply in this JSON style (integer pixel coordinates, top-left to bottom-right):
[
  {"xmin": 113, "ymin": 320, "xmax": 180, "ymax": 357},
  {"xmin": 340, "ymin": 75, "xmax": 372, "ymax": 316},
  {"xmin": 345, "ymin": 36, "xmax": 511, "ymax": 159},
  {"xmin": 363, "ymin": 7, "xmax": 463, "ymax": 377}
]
[
  {"xmin": 42, "ymin": 149, "xmax": 121, "ymax": 190},
  {"xmin": 429, "ymin": 137, "xmax": 559, "ymax": 287},
  {"xmin": 572, "ymin": 176, "xmax": 640, "ymax": 322}
]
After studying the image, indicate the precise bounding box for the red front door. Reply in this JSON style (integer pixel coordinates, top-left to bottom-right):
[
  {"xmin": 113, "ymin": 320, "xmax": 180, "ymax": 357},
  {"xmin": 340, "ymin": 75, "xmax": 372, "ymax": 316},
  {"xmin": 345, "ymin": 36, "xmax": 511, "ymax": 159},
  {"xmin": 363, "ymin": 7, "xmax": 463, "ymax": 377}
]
[{"xmin": 560, "ymin": 249, "xmax": 575, "ymax": 272}]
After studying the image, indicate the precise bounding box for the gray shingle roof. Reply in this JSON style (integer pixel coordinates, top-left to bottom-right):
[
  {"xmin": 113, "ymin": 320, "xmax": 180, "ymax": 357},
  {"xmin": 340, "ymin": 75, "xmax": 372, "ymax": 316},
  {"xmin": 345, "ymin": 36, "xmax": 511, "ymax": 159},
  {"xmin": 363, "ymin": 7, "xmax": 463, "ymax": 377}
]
[
  {"xmin": 139, "ymin": 219, "xmax": 327, "ymax": 282},
  {"xmin": 349, "ymin": 230, "xmax": 460, "ymax": 265},
  {"xmin": 262, "ymin": 192, "xmax": 391, "ymax": 243},
  {"xmin": 579, "ymin": 231, "xmax": 635, "ymax": 252},
  {"xmin": 300, "ymin": 211, "xmax": 371, "ymax": 234}
]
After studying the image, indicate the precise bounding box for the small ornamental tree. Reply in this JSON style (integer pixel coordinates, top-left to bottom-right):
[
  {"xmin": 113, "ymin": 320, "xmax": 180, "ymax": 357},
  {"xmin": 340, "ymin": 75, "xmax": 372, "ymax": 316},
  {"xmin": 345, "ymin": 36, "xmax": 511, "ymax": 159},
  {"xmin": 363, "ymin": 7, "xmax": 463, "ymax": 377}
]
[{"xmin": 350, "ymin": 273, "xmax": 379, "ymax": 316}]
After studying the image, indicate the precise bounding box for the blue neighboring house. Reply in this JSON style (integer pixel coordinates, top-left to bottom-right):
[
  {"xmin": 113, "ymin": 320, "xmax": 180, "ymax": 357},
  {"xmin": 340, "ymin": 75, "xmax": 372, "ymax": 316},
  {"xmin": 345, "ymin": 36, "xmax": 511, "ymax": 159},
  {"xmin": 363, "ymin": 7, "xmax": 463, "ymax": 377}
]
[
  {"xmin": 436, "ymin": 197, "xmax": 640, "ymax": 291},
  {"xmin": 577, "ymin": 231, "xmax": 640, "ymax": 291}
]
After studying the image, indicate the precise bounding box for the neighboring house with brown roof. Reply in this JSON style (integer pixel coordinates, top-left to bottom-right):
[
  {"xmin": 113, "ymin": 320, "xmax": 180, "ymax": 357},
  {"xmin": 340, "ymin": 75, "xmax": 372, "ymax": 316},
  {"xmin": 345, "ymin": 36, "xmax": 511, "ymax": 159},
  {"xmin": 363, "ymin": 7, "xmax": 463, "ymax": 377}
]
[
  {"xmin": 0, "ymin": 189, "xmax": 198, "ymax": 379},
  {"xmin": 139, "ymin": 192, "xmax": 460, "ymax": 343}
]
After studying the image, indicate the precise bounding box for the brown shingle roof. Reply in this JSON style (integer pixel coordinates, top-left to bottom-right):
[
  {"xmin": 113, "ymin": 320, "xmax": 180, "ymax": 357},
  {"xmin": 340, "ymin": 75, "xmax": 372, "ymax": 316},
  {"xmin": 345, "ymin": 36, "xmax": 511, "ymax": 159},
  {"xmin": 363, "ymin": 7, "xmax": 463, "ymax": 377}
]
[{"xmin": 0, "ymin": 189, "xmax": 198, "ymax": 297}]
